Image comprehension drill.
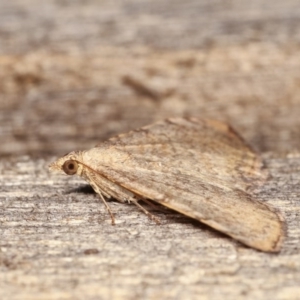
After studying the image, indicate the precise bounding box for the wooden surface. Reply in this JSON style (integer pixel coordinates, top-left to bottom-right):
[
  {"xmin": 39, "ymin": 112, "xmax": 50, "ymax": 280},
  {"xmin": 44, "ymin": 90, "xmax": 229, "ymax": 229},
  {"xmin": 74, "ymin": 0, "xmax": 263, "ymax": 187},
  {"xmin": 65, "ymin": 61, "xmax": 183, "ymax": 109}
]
[
  {"xmin": 1, "ymin": 154, "xmax": 300, "ymax": 300},
  {"xmin": 1, "ymin": 1, "xmax": 300, "ymax": 299}
]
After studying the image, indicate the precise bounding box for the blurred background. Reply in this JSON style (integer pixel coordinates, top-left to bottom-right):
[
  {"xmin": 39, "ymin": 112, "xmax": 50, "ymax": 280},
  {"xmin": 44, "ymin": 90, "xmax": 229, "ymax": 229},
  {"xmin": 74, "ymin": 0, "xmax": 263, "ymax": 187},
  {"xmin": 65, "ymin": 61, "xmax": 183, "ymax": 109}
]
[{"xmin": 1, "ymin": 0, "xmax": 300, "ymax": 157}]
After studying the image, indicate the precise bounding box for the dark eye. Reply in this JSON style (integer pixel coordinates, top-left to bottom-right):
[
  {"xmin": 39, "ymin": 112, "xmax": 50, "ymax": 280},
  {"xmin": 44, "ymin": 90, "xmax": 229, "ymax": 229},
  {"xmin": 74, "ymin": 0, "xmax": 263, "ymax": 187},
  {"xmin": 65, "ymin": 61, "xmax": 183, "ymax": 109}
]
[{"xmin": 62, "ymin": 160, "xmax": 78, "ymax": 175}]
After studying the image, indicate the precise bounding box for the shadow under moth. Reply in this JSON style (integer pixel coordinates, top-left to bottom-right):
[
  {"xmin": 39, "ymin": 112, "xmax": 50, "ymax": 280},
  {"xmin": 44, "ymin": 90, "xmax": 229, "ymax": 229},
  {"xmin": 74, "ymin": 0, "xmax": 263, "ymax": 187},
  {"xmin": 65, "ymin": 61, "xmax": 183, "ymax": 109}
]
[{"xmin": 49, "ymin": 118, "xmax": 284, "ymax": 252}]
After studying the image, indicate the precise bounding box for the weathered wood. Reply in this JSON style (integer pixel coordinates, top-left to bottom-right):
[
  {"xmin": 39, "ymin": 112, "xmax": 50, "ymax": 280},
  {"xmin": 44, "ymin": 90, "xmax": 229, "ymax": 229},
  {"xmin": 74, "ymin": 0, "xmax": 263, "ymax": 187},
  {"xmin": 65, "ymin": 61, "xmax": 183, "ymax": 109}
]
[
  {"xmin": 0, "ymin": 1, "xmax": 300, "ymax": 157},
  {"xmin": 1, "ymin": 0, "xmax": 300, "ymax": 299},
  {"xmin": 1, "ymin": 154, "xmax": 300, "ymax": 300}
]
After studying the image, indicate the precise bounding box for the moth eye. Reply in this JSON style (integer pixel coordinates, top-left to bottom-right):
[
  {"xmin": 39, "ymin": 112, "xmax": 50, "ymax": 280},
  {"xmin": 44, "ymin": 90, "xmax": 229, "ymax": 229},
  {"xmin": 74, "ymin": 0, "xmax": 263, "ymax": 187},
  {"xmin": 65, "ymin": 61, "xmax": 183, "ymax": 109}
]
[{"xmin": 62, "ymin": 160, "xmax": 78, "ymax": 175}]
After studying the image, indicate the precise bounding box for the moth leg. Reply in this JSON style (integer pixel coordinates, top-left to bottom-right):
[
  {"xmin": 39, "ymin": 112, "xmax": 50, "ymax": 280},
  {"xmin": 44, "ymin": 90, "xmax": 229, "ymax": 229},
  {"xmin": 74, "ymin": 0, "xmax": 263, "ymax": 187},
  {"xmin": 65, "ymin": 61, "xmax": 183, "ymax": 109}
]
[
  {"xmin": 98, "ymin": 190, "xmax": 115, "ymax": 225},
  {"xmin": 84, "ymin": 172, "xmax": 159, "ymax": 224},
  {"xmin": 140, "ymin": 198, "xmax": 166, "ymax": 212},
  {"xmin": 131, "ymin": 200, "xmax": 160, "ymax": 224}
]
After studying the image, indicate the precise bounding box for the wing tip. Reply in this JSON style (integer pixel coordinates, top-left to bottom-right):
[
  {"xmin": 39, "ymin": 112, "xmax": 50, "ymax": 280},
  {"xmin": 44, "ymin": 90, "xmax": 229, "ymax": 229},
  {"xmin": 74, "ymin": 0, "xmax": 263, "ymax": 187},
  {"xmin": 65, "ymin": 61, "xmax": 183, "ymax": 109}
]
[
  {"xmin": 269, "ymin": 210, "xmax": 286, "ymax": 253},
  {"xmin": 243, "ymin": 208, "xmax": 285, "ymax": 253}
]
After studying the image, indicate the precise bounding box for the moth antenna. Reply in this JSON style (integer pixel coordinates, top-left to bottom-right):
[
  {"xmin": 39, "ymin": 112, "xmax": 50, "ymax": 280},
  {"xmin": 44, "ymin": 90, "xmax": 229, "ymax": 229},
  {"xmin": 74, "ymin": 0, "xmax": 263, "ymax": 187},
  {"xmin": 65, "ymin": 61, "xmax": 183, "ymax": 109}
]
[
  {"xmin": 98, "ymin": 192, "xmax": 115, "ymax": 225},
  {"xmin": 132, "ymin": 200, "xmax": 161, "ymax": 224}
]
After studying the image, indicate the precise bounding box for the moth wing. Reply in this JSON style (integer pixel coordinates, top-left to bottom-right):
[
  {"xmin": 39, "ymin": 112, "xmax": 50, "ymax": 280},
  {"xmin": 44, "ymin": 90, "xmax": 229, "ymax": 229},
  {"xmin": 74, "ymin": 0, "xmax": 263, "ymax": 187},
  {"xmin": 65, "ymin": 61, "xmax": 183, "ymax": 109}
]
[
  {"xmin": 89, "ymin": 163, "xmax": 283, "ymax": 252},
  {"xmin": 83, "ymin": 118, "xmax": 283, "ymax": 252},
  {"xmin": 98, "ymin": 118, "xmax": 267, "ymax": 191}
]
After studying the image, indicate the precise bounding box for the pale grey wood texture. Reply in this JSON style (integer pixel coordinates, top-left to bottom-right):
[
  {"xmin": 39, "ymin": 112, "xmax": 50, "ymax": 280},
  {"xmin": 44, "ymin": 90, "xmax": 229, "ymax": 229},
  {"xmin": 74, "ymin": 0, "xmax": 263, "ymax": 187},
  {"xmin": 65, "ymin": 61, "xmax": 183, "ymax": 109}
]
[
  {"xmin": 1, "ymin": 154, "xmax": 300, "ymax": 300},
  {"xmin": 0, "ymin": 0, "xmax": 300, "ymax": 299},
  {"xmin": 0, "ymin": 0, "xmax": 300, "ymax": 156}
]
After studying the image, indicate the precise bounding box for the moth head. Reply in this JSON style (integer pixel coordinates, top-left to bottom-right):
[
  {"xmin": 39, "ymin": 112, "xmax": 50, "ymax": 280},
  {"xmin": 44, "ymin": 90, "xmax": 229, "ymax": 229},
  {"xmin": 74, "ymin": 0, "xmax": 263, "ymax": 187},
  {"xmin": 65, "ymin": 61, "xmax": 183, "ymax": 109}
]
[
  {"xmin": 62, "ymin": 160, "xmax": 78, "ymax": 175},
  {"xmin": 49, "ymin": 151, "xmax": 83, "ymax": 176}
]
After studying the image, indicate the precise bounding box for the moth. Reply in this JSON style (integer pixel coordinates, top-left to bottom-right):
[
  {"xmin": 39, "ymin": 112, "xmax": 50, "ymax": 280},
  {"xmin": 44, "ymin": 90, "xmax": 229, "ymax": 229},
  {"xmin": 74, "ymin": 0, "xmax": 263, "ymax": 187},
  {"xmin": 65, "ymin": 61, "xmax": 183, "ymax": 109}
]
[{"xmin": 49, "ymin": 118, "xmax": 284, "ymax": 252}]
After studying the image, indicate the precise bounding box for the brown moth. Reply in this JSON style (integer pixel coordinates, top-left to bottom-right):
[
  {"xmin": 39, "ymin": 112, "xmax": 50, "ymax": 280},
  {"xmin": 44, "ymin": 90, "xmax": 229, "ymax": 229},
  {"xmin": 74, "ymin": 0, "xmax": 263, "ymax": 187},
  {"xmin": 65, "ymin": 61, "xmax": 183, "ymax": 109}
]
[{"xmin": 49, "ymin": 118, "xmax": 284, "ymax": 252}]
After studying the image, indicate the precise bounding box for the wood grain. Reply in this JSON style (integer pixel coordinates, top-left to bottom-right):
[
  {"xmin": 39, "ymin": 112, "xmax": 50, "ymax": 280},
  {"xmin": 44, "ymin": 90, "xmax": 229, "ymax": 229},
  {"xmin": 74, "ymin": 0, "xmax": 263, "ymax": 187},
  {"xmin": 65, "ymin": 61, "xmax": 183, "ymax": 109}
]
[
  {"xmin": 1, "ymin": 0, "xmax": 300, "ymax": 299},
  {"xmin": 1, "ymin": 154, "xmax": 300, "ymax": 299},
  {"xmin": 0, "ymin": 1, "xmax": 300, "ymax": 157}
]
